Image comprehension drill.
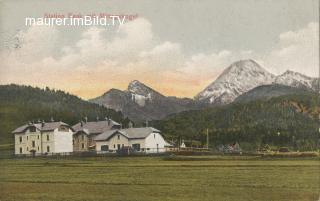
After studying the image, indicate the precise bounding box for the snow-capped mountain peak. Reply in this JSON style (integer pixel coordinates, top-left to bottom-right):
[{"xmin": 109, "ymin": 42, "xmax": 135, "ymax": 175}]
[
  {"xmin": 127, "ymin": 80, "xmax": 167, "ymax": 107},
  {"xmin": 128, "ymin": 80, "xmax": 155, "ymax": 96},
  {"xmin": 195, "ymin": 59, "xmax": 275, "ymax": 104},
  {"xmin": 274, "ymin": 70, "xmax": 314, "ymax": 89}
]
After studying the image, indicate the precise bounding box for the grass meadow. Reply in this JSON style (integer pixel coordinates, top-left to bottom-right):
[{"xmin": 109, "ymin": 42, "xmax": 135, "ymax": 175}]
[{"xmin": 0, "ymin": 155, "xmax": 319, "ymax": 201}]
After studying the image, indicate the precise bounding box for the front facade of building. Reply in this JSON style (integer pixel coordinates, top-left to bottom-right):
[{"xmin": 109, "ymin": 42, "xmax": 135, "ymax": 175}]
[
  {"xmin": 13, "ymin": 121, "xmax": 73, "ymax": 155},
  {"xmin": 95, "ymin": 127, "xmax": 168, "ymax": 153},
  {"xmin": 72, "ymin": 118, "xmax": 121, "ymax": 152}
]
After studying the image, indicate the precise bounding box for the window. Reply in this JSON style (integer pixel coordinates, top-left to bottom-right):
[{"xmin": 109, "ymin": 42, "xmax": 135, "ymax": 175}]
[
  {"xmin": 37, "ymin": 146, "xmax": 39, "ymax": 151},
  {"xmin": 82, "ymin": 135, "xmax": 84, "ymax": 140},
  {"xmin": 81, "ymin": 143, "xmax": 84, "ymax": 149},
  {"xmin": 19, "ymin": 136, "xmax": 22, "ymax": 143},
  {"xmin": 37, "ymin": 135, "xmax": 39, "ymax": 139},
  {"xmin": 72, "ymin": 140, "xmax": 74, "ymax": 145},
  {"xmin": 27, "ymin": 136, "xmax": 28, "ymax": 140},
  {"xmin": 58, "ymin": 126, "xmax": 68, "ymax": 132},
  {"xmin": 132, "ymin": 144, "xmax": 140, "ymax": 151},
  {"xmin": 101, "ymin": 145, "xmax": 109, "ymax": 151},
  {"xmin": 154, "ymin": 134, "xmax": 156, "ymax": 139},
  {"xmin": 19, "ymin": 147, "xmax": 22, "ymax": 154},
  {"xmin": 32, "ymin": 141, "xmax": 35, "ymax": 148},
  {"xmin": 47, "ymin": 135, "xmax": 49, "ymax": 141},
  {"xmin": 47, "ymin": 146, "xmax": 50, "ymax": 152},
  {"xmin": 114, "ymin": 144, "xmax": 115, "ymax": 148},
  {"xmin": 117, "ymin": 135, "xmax": 120, "ymax": 140},
  {"xmin": 117, "ymin": 144, "xmax": 121, "ymax": 150},
  {"xmin": 27, "ymin": 147, "xmax": 29, "ymax": 151},
  {"xmin": 122, "ymin": 144, "xmax": 124, "ymax": 148}
]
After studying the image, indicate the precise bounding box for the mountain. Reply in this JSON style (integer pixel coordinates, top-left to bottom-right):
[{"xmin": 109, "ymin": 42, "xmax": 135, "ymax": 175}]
[
  {"xmin": 274, "ymin": 70, "xmax": 319, "ymax": 91},
  {"xmin": 0, "ymin": 84, "xmax": 129, "ymax": 145},
  {"xmin": 196, "ymin": 60, "xmax": 318, "ymax": 105},
  {"xmin": 234, "ymin": 84, "xmax": 315, "ymax": 103},
  {"xmin": 195, "ymin": 60, "xmax": 275, "ymax": 105},
  {"xmin": 153, "ymin": 90, "xmax": 319, "ymax": 151},
  {"xmin": 90, "ymin": 80, "xmax": 198, "ymax": 122}
]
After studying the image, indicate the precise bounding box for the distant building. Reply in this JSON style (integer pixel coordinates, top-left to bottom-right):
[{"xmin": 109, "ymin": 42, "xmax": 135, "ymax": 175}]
[
  {"xmin": 13, "ymin": 121, "xmax": 73, "ymax": 155},
  {"xmin": 72, "ymin": 118, "xmax": 121, "ymax": 152},
  {"xmin": 180, "ymin": 140, "xmax": 186, "ymax": 148},
  {"xmin": 94, "ymin": 127, "xmax": 167, "ymax": 153}
]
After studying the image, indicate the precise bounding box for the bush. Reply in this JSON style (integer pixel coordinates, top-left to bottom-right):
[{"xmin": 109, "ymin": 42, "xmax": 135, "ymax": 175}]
[{"xmin": 278, "ymin": 147, "xmax": 290, "ymax": 152}]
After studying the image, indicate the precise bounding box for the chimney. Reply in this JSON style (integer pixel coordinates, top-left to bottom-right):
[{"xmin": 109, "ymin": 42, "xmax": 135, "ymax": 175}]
[
  {"xmin": 41, "ymin": 120, "xmax": 45, "ymax": 127},
  {"xmin": 84, "ymin": 116, "xmax": 88, "ymax": 123},
  {"xmin": 96, "ymin": 116, "xmax": 99, "ymax": 122},
  {"xmin": 145, "ymin": 120, "xmax": 148, "ymax": 127},
  {"xmin": 80, "ymin": 121, "xmax": 83, "ymax": 127},
  {"xmin": 108, "ymin": 118, "xmax": 111, "ymax": 126},
  {"xmin": 105, "ymin": 117, "xmax": 110, "ymax": 126},
  {"xmin": 50, "ymin": 117, "xmax": 54, "ymax": 122},
  {"xmin": 128, "ymin": 121, "xmax": 133, "ymax": 128}
]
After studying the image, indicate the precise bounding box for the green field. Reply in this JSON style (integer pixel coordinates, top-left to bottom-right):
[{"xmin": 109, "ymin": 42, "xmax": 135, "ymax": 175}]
[{"xmin": 0, "ymin": 156, "xmax": 319, "ymax": 201}]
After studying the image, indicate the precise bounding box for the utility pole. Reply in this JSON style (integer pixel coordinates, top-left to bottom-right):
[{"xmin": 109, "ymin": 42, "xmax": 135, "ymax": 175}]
[
  {"xmin": 318, "ymin": 45, "xmax": 320, "ymax": 152},
  {"xmin": 206, "ymin": 128, "xmax": 209, "ymax": 149}
]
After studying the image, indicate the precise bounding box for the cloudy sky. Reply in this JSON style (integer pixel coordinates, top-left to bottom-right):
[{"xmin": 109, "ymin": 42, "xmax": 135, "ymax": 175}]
[{"xmin": 0, "ymin": 0, "xmax": 319, "ymax": 99}]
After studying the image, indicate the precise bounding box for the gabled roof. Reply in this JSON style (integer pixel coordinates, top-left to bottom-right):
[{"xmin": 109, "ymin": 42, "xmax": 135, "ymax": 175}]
[
  {"xmin": 12, "ymin": 121, "xmax": 70, "ymax": 134},
  {"xmin": 73, "ymin": 128, "xmax": 90, "ymax": 135},
  {"xmin": 94, "ymin": 130, "xmax": 126, "ymax": 141},
  {"xmin": 94, "ymin": 127, "xmax": 160, "ymax": 141},
  {"xmin": 72, "ymin": 119, "xmax": 120, "ymax": 135},
  {"xmin": 121, "ymin": 127, "xmax": 160, "ymax": 139}
]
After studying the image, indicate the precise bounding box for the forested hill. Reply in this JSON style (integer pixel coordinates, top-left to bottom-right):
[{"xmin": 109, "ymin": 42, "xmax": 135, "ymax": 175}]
[
  {"xmin": 0, "ymin": 84, "xmax": 130, "ymax": 144},
  {"xmin": 152, "ymin": 89, "xmax": 319, "ymax": 151}
]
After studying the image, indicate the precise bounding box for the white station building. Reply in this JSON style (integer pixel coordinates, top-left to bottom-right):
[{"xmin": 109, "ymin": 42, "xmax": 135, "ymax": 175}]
[{"xmin": 94, "ymin": 127, "xmax": 168, "ymax": 153}]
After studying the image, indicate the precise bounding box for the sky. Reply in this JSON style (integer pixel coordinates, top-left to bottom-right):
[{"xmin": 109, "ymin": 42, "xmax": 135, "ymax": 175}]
[{"xmin": 0, "ymin": 0, "xmax": 319, "ymax": 99}]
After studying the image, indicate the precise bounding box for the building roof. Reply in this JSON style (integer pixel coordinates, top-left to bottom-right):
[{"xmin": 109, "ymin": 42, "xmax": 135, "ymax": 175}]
[
  {"xmin": 72, "ymin": 119, "xmax": 120, "ymax": 135},
  {"xmin": 94, "ymin": 127, "xmax": 160, "ymax": 141},
  {"xmin": 122, "ymin": 127, "xmax": 160, "ymax": 138},
  {"xmin": 94, "ymin": 130, "xmax": 122, "ymax": 141},
  {"xmin": 12, "ymin": 121, "xmax": 70, "ymax": 134},
  {"xmin": 73, "ymin": 128, "xmax": 90, "ymax": 135}
]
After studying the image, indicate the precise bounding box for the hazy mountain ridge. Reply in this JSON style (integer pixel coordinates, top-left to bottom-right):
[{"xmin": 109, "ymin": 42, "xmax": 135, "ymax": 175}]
[
  {"xmin": 234, "ymin": 84, "xmax": 316, "ymax": 103},
  {"xmin": 90, "ymin": 80, "xmax": 199, "ymax": 122},
  {"xmin": 91, "ymin": 59, "xmax": 318, "ymax": 122}
]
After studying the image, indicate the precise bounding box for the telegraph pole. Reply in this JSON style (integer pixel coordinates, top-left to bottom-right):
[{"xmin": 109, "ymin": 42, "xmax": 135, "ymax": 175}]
[{"xmin": 206, "ymin": 128, "xmax": 209, "ymax": 149}]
